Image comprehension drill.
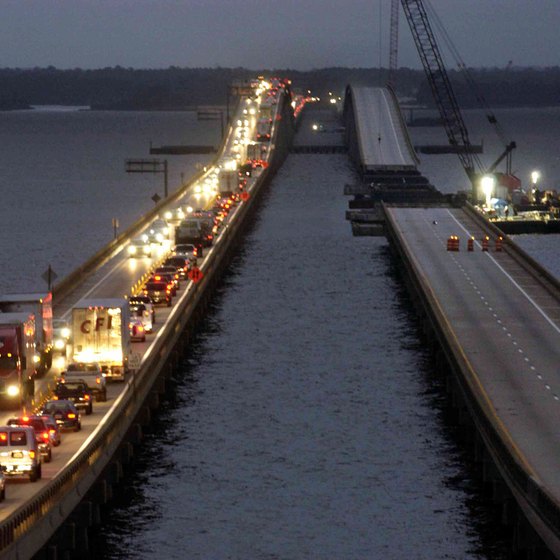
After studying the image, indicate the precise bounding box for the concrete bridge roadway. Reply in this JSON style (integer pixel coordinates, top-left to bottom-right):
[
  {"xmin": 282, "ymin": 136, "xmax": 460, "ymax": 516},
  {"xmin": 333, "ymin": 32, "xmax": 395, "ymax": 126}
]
[
  {"xmin": 386, "ymin": 205, "xmax": 560, "ymax": 553},
  {"xmin": 0, "ymin": 85, "xmax": 279, "ymax": 529}
]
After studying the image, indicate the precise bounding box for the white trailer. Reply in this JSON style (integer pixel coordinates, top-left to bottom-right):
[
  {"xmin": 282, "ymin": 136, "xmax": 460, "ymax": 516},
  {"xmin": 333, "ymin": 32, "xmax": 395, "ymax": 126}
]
[{"xmin": 69, "ymin": 298, "xmax": 130, "ymax": 381}]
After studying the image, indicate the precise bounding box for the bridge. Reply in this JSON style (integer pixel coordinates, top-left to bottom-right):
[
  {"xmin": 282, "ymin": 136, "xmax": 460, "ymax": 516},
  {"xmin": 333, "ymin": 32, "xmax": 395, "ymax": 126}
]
[
  {"xmin": 1, "ymin": 77, "xmax": 560, "ymax": 560},
  {"xmin": 0, "ymin": 78, "xmax": 296, "ymax": 559},
  {"xmin": 343, "ymin": 85, "xmax": 560, "ymax": 558}
]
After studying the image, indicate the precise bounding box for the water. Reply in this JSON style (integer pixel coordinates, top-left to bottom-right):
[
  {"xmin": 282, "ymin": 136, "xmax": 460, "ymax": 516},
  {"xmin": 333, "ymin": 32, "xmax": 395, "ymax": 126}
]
[
  {"xmin": 1, "ymin": 104, "xmax": 559, "ymax": 558},
  {"xmin": 0, "ymin": 107, "xmax": 219, "ymax": 292}
]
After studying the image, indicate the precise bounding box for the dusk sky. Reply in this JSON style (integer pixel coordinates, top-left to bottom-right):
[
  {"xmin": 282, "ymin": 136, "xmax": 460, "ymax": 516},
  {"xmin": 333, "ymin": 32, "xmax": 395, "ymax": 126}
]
[{"xmin": 1, "ymin": 0, "xmax": 558, "ymax": 70}]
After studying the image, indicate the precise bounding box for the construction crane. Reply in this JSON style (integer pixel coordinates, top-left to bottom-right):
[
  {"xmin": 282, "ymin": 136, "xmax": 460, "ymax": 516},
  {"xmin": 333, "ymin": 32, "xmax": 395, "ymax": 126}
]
[{"xmin": 397, "ymin": 0, "xmax": 517, "ymax": 200}]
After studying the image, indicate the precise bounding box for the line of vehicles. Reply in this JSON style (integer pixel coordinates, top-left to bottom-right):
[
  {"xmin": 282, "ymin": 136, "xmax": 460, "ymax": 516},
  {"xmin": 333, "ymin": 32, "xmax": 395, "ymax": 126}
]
[{"xmin": 0, "ymin": 76, "xmax": 300, "ymax": 507}]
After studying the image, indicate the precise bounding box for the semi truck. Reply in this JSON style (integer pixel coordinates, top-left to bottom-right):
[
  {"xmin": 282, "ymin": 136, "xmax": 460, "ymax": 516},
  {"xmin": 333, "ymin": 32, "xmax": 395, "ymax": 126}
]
[
  {"xmin": 69, "ymin": 298, "xmax": 130, "ymax": 382},
  {"xmin": 0, "ymin": 292, "xmax": 53, "ymax": 374},
  {"xmin": 0, "ymin": 312, "xmax": 38, "ymax": 407}
]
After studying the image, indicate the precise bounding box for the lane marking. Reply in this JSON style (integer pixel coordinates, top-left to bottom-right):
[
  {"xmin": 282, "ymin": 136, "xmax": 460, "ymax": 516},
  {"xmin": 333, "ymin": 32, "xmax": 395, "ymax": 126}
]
[{"xmin": 447, "ymin": 210, "xmax": 560, "ymax": 336}]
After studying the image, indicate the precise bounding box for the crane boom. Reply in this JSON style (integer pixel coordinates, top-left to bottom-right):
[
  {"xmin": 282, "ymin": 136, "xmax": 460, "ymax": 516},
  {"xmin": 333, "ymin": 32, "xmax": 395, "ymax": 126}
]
[{"xmin": 400, "ymin": 0, "xmax": 481, "ymax": 191}]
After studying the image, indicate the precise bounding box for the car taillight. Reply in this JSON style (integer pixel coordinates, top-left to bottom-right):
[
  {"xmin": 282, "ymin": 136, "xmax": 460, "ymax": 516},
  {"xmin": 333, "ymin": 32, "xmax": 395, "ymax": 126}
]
[
  {"xmin": 84, "ymin": 394, "xmax": 90, "ymax": 400},
  {"xmin": 96, "ymin": 377, "xmax": 101, "ymax": 384},
  {"xmin": 68, "ymin": 413, "xmax": 76, "ymax": 419},
  {"xmin": 29, "ymin": 450, "xmax": 36, "ymax": 459},
  {"xmin": 42, "ymin": 432, "xmax": 49, "ymax": 440}
]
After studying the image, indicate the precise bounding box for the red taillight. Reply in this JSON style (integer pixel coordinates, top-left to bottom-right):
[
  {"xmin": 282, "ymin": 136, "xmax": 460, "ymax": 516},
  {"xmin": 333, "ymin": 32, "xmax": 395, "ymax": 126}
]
[
  {"xmin": 22, "ymin": 416, "xmax": 30, "ymax": 422},
  {"xmin": 68, "ymin": 413, "xmax": 76, "ymax": 419},
  {"xmin": 0, "ymin": 433, "xmax": 7, "ymax": 442},
  {"xmin": 154, "ymin": 275, "xmax": 162, "ymax": 281},
  {"xmin": 84, "ymin": 394, "xmax": 90, "ymax": 400},
  {"xmin": 42, "ymin": 432, "xmax": 49, "ymax": 440},
  {"xmin": 96, "ymin": 377, "xmax": 101, "ymax": 384}
]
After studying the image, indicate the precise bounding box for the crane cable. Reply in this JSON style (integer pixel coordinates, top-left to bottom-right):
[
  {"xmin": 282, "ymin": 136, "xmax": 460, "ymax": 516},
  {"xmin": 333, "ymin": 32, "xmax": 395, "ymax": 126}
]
[{"xmin": 424, "ymin": 0, "xmax": 511, "ymax": 150}]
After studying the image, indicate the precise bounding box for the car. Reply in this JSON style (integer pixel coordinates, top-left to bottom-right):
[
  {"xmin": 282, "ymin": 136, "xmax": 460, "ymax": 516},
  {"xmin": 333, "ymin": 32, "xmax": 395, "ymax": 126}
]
[
  {"xmin": 41, "ymin": 400, "xmax": 81, "ymax": 432},
  {"xmin": 7, "ymin": 416, "xmax": 53, "ymax": 463},
  {"xmin": 54, "ymin": 381, "xmax": 93, "ymax": 415},
  {"xmin": 39, "ymin": 414, "xmax": 61, "ymax": 447},
  {"xmin": 163, "ymin": 206, "xmax": 186, "ymax": 224},
  {"xmin": 173, "ymin": 243, "xmax": 199, "ymax": 263},
  {"xmin": 147, "ymin": 218, "xmax": 171, "ymax": 243},
  {"xmin": 150, "ymin": 272, "xmax": 177, "ymax": 296},
  {"xmin": 129, "ymin": 301, "xmax": 153, "ymax": 333},
  {"xmin": 52, "ymin": 318, "xmax": 71, "ymax": 353},
  {"xmin": 129, "ymin": 295, "xmax": 156, "ymax": 325},
  {"xmin": 127, "ymin": 237, "xmax": 152, "ymax": 258},
  {"xmin": 0, "ymin": 425, "xmax": 42, "ymax": 482},
  {"xmin": 154, "ymin": 266, "xmax": 181, "ymax": 289},
  {"xmin": 143, "ymin": 281, "xmax": 172, "ymax": 306},
  {"xmin": 62, "ymin": 362, "xmax": 107, "ymax": 403},
  {"xmin": 163, "ymin": 256, "xmax": 190, "ymax": 279},
  {"xmin": 129, "ymin": 316, "xmax": 146, "ymax": 342}
]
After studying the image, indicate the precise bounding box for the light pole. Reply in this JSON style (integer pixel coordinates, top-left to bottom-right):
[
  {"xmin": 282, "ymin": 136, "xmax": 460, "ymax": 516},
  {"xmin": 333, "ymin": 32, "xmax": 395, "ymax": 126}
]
[
  {"xmin": 531, "ymin": 170, "xmax": 540, "ymax": 202},
  {"xmin": 481, "ymin": 175, "xmax": 495, "ymax": 209}
]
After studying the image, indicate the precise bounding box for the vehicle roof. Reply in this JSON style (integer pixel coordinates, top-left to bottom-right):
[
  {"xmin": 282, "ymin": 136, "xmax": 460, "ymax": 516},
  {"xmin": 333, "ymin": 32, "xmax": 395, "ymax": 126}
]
[
  {"xmin": 145, "ymin": 281, "xmax": 168, "ymax": 288},
  {"xmin": 75, "ymin": 298, "xmax": 126, "ymax": 310},
  {"xmin": 129, "ymin": 295, "xmax": 154, "ymax": 304}
]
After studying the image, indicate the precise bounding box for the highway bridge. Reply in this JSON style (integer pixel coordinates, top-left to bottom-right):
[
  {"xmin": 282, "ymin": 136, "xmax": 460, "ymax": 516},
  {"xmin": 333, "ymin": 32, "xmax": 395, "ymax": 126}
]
[
  {"xmin": 343, "ymin": 85, "xmax": 560, "ymax": 557},
  {"xmin": 0, "ymin": 78, "xmax": 296, "ymax": 559},
  {"xmin": 2, "ymin": 79, "xmax": 560, "ymax": 560}
]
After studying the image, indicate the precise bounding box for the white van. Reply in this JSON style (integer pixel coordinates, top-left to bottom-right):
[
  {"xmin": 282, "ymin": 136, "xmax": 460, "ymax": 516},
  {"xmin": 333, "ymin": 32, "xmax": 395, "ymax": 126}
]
[{"xmin": 0, "ymin": 425, "xmax": 42, "ymax": 482}]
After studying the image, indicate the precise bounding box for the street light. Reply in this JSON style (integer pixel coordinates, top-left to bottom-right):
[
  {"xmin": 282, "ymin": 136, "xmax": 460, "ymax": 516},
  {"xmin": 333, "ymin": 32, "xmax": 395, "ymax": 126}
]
[{"xmin": 480, "ymin": 175, "xmax": 495, "ymax": 208}]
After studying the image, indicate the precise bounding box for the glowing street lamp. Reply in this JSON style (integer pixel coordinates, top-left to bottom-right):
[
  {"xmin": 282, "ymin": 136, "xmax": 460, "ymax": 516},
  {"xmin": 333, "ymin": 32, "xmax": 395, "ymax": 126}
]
[{"xmin": 480, "ymin": 175, "xmax": 495, "ymax": 208}]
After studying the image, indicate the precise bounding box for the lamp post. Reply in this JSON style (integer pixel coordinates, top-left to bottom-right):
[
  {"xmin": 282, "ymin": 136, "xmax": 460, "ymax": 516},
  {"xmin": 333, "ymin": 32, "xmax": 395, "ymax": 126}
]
[
  {"xmin": 481, "ymin": 175, "xmax": 495, "ymax": 209},
  {"xmin": 531, "ymin": 170, "xmax": 540, "ymax": 202}
]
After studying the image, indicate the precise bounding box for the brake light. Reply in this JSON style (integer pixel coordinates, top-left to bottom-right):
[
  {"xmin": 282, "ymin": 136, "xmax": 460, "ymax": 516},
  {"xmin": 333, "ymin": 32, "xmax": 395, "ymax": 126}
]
[
  {"xmin": 68, "ymin": 413, "xmax": 76, "ymax": 419},
  {"xmin": 22, "ymin": 416, "xmax": 30, "ymax": 422},
  {"xmin": 0, "ymin": 433, "xmax": 7, "ymax": 442},
  {"xmin": 42, "ymin": 432, "xmax": 49, "ymax": 441},
  {"xmin": 154, "ymin": 275, "xmax": 162, "ymax": 281},
  {"xmin": 84, "ymin": 394, "xmax": 90, "ymax": 400},
  {"xmin": 96, "ymin": 377, "xmax": 101, "ymax": 384}
]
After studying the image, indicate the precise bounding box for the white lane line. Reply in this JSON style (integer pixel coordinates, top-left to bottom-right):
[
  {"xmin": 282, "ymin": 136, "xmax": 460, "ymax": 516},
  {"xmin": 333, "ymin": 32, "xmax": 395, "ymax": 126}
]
[
  {"xmin": 61, "ymin": 258, "xmax": 132, "ymax": 320},
  {"xmin": 447, "ymin": 210, "xmax": 560, "ymax": 336}
]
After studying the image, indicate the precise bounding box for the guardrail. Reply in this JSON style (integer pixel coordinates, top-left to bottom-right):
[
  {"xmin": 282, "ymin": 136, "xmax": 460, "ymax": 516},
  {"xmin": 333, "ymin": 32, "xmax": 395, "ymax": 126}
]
[
  {"xmin": 383, "ymin": 202, "xmax": 560, "ymax": 557},
  {"xmin": 0, "ymin": 91, "xmax": 293, "ymax": 560}
]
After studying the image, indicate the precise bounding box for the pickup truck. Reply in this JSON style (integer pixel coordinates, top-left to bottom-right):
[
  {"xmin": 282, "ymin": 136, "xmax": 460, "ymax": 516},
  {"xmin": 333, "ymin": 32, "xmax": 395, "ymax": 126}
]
[
  {"xmin": 61, "ymin": 362, "xmax": 107, "ymax": 402},
  {"xmin": 54, "ymin": 381, "xmax": 93, "ymax": 415}
]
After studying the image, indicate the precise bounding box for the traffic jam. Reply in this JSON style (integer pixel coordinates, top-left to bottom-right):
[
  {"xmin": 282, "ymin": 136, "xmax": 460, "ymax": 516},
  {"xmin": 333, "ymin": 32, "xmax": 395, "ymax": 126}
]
[{"xmin": 0, "ymin": 77, "xmax": 298, "ymax": 502}]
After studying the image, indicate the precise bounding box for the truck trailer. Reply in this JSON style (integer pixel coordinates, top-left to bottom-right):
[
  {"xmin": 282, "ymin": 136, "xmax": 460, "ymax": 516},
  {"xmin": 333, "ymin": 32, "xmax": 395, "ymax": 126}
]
[
  {"xmin": 0, "ymin": 312, "xmax": 38, "ymax": 407},
  {"xmin": 69, "ymin": 298, "xmax": 130, "ymax": 382},
  {"xmin": 0, "ymin": 292, "xmax": 53, "ymax": 374}
]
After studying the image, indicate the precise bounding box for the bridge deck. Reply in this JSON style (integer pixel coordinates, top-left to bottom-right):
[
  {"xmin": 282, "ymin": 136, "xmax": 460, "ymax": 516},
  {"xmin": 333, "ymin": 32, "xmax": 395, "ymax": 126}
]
[
  {"xmin": 351, "ymin": 87, "xmax": 417, "ymax": 171},
  {"xmin": 387, "ymin": 206, "xmax": 560, "ymax": 499}
]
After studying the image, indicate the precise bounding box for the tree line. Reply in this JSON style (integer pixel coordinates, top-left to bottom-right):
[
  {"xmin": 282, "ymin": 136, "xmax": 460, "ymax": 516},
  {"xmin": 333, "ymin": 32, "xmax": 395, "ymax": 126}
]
[{"xmin": 0, "ymin": 66, "xmax": 558, "ymax": 110}]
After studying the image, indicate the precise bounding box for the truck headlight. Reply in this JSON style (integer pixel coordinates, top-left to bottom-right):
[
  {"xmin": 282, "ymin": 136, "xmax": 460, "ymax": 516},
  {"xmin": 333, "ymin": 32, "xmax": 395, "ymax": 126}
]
[{"xmin": 6, "ymin": 385, "xmax": 20, "ymax": 397}]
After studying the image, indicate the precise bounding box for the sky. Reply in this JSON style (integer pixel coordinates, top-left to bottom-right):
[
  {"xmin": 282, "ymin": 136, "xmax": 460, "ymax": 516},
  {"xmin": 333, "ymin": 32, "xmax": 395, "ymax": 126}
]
[{"xmin": 1, "ymin": 0, "xmax": 558, "ymax": 71}]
